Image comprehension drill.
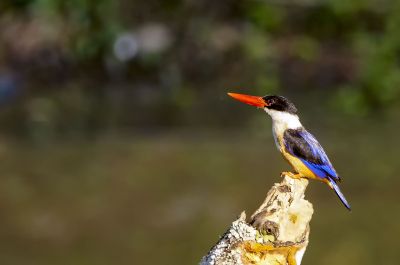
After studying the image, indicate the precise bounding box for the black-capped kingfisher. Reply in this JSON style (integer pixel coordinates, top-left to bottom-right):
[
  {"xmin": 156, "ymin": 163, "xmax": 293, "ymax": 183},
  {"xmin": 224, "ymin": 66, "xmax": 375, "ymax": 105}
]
[{"xmin": 228, "ymin": 92, "xmax": 351, "ymax": 210}]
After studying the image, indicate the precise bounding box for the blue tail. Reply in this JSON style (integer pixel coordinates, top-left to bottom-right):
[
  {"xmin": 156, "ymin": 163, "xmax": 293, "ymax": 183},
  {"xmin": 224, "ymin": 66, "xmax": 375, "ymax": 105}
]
[{"xmin": 328, "ymin": 178, "xmax": 351, "ymax": 211}]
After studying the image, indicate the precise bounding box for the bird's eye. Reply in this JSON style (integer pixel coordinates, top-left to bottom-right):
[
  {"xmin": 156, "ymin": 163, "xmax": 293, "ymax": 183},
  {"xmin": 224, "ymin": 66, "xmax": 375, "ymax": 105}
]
[{"xmin": 268, "ymin": 99, "xmax": 275, "ymax": 105}]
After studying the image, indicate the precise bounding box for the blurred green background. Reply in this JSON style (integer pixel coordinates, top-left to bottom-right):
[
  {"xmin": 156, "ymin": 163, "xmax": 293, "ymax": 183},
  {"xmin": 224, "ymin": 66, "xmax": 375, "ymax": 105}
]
[{"xmin": 0, "ymin": 0, "xmax": 399, "ymax": 264}]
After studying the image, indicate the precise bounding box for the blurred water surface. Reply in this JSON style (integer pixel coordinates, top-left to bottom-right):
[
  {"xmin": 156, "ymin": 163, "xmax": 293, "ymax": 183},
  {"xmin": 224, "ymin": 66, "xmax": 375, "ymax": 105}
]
[{"xmin": 0, "ymin": 113, "xmax": 399, "ymax": 264}]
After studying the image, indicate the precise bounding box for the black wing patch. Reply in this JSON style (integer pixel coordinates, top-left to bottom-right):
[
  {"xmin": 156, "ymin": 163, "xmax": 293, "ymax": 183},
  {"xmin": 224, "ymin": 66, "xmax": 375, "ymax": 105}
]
[{"xmin": 283, "ymin": 129, "xmax": 323, "ymax": 164}]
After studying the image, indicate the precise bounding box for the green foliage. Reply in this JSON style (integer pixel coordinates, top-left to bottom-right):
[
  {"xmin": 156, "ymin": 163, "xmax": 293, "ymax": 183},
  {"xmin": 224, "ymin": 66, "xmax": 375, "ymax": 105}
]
[
  {"xmin": 245, "ymin": 1, "xmax": 285, "ymax": 32},
  {"xmin": 31, "ymin": 0, "xmax": 120, "ymax": 60},
  {"xmin": 249, "ymin": 0, "xmax": 400, "ymax": 114},
  {"xmin": 1, "ymin": 0, "xmax": 400, "ymax": 135},
  {"xmin": 333, "ymin": 1, "xmax": 400, "ymax": 113}
]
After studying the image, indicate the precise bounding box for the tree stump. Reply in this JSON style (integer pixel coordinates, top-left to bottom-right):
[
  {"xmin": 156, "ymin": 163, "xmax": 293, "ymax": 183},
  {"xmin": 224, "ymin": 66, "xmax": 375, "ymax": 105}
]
[{"xmin": 200, "ymin": 174, "xmax": 314, "ymax": 265}]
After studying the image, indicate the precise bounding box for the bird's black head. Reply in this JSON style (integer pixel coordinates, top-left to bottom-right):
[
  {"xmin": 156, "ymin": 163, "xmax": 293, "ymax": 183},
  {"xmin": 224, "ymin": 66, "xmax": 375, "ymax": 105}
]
[{"xmin": 262, "ymin": 95, "xmax": 298, "ymax": 114}]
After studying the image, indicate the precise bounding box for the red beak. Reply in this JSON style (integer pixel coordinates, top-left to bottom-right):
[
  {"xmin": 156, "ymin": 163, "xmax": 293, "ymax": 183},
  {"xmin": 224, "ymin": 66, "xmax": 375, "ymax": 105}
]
[{"xmin": 227, "ymin": 92, "xmax": 266, "ymax": 108}]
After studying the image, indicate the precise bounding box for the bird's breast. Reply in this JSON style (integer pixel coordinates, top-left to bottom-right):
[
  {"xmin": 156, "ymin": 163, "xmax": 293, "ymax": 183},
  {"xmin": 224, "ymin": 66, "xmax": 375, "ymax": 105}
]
[
  {"xmin": 272, "ymin": 129, "xmax": 281, "ymax": 151},
  {"xmin": 271, "ymin": 121, "xmax": 287, "ymax": 151}
]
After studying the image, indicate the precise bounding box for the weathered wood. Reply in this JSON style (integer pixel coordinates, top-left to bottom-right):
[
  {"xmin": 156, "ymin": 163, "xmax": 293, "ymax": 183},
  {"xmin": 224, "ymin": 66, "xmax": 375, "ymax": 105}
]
[{"xmin": 200, "ymin": 174, "xmax": 313, "ymax": 265}]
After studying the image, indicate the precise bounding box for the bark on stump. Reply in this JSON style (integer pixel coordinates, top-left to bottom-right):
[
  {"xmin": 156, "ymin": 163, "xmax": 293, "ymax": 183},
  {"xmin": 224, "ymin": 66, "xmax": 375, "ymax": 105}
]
[{"xmin": 200, "ymin": 174, "xmax": 314, "ymax": 265}]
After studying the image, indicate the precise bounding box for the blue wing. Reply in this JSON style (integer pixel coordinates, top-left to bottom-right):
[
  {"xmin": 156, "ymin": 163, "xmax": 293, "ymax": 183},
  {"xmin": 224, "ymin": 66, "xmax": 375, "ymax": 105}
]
[
  {"xmin": 284, "ymin": 128, "xmax": 351, "ymax": 210},
  {"xmin": 283, "ymin": 129, "xmax": 340, "ymax": 181}
]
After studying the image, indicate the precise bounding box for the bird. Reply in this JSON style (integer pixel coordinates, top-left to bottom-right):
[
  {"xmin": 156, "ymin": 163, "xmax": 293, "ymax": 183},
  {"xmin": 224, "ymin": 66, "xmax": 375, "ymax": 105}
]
[{"xmin": 227, "ymin": 92, "xmax": 351, "ymax": 210}]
